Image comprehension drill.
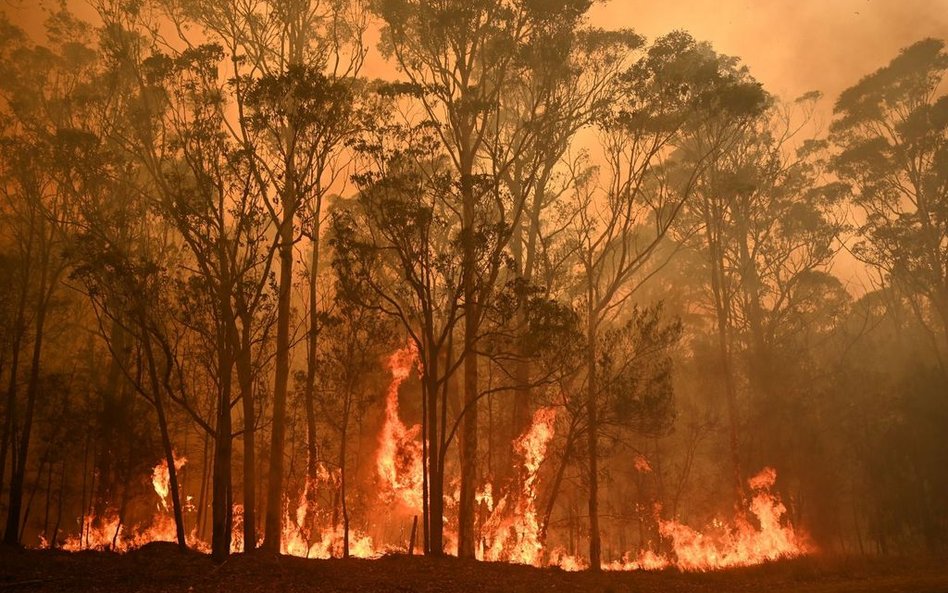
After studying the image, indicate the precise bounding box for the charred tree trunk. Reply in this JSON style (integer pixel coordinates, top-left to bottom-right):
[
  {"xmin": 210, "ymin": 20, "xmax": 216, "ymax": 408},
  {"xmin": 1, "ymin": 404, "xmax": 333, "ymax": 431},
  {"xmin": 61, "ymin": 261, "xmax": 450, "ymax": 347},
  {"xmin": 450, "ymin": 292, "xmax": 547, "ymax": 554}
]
[
  {"xmin": 339, "ymin": 394, "xmax": 350, "ymax": 558},
  {"xmin": 585, "ymin": 296, "xmax": 601, "ymax": 571},
  {"xmin": 236, "ymin": 311, "xmax": 256, "ymax": 551},
  {"xmin": 425, "ymin": 350, "xmax": 444, "ymax": 555},
  {"xmin": 705, "ymin": 205, "xmax": 744, "ymax": 504},
  {"xmin": 142, "ymin": 330, "xmax": 187, "ymax": 549},
  {"xmin": 303, "ymin": 229, "xmax": 320, "ymax": 534},
  {"xmin": 0, "ymin": 283, "xmax": 27, "ymax": 531},
  {"xmin": 93, "ymin": 317, "xmax": 130, "ymax": 526},
  {"xmin": 458, "ymin": 164, "xmax": 478, "ymax": 559},
  {"xmin": 212, "ymin": 303, "xmax": 234, "ymax": 561},
  {"xmin": 263, "ymin": 208, "xmax": 295, "ymax": 552},
  {"xmin": 4, "ymin": 265, "xmax": 51, "ymax": 546}
]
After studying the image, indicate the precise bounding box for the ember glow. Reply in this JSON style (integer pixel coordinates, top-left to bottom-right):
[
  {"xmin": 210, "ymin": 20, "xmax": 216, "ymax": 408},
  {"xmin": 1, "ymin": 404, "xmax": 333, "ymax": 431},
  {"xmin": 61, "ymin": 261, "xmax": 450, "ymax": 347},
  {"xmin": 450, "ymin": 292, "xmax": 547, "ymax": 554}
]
[
  {"xmin": 45, "ymin": 360, "xmax": 810, "ymax": 571},
  {"xmin": 601, "ymin": 467, "xmax": 810, "ymax": 571},
  {"xmin": 60, "ymin": 456, "xmax": 194, "ymax": 553}
]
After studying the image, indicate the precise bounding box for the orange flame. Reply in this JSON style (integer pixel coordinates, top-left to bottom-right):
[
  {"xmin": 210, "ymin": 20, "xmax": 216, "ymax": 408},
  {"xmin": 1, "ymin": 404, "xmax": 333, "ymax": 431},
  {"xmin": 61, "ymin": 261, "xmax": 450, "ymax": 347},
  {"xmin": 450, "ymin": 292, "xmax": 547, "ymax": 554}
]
[
  {"xmin": 479, "ymin": 407, "xmax": 556, "ymax": 566},
  {"xmin": 599, "ymin": 466, "xmax": 810, "ymax": 571},
  {"xmin": 61, "ymin": 455, "xmax": 192, "ymax": 552},
  {"xmin": 44, "ymin": 346, "xmax": 812, "ymax": 573},
  {"xmin": 152, "ymin": 454, "xmax": 187, "ymax": 512},
  {"xmin": 376, "ymin": 342, "xmax": 424, "ymax": 513}
]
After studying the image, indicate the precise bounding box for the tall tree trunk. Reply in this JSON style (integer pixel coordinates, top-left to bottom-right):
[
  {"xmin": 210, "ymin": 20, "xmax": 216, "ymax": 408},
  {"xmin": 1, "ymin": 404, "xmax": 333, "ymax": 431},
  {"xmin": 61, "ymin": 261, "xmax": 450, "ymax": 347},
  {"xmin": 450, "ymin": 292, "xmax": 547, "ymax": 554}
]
[
  {"xmin": 339, "ymin": 397, "xmax": 350, "ymax": 558},
  {"xmin": 425, "ymin": 352, "xmax": 444, "ymax": 555},
  {"xmin": 458, "ymin": 165, "xmax": 478, "ymax": 559},
  {"xmin": 0, "ymin": 261, "xmax": 29, "ymax": 525},
  {"xmin": 0, "ymin": 304, "xmax": 25, "ymax": 525},
  {"xmin": 585, "ymin": 296, "xmax": 601, "ymax": 571},
  {"xmin": 93, "ymin": 317, "xmax": 128, "ymax": 525},
  {"xmin": 142, "ymin": 331, "xmax": 187, "ymax": 549},
  {"xmin": 263, "ymin": 211, "xmax": 295, "ymax": 552},
  {"xmin": 236, "ymin": 312, "xmax": 256, "ymax": 551},
  {"xmin": 707, "ymin": 219, "xmax": 744, "ymax": 503},
  {"xmin": 4, "ymin": 275, "xmax": 49, "ymax": 545},
  {"xmin": 212, "ymin": 307, "xmax": 234, "ymax": 561},
  {"xmin": 303, "ymin": 229, "xmax": 320, "ymax": 533}
]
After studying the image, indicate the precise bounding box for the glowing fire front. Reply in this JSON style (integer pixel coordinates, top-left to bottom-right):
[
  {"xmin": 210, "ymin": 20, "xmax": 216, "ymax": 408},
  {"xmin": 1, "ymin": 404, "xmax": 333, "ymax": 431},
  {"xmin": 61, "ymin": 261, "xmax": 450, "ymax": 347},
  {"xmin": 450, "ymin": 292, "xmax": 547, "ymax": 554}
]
[
  {"xmin": 60, "ymin": 453, "xmax": 194, "ymax": 552},
  {"xmin": 650, "ymin": 466, "xmax": 810, "ymax": 571},
  {"xmin": 46, "ymin": 346, "xmax": 811, "ymax": 572},
  {"xmin": 559, "ymin": 466, "xmax": 811, "ymax": 572}
]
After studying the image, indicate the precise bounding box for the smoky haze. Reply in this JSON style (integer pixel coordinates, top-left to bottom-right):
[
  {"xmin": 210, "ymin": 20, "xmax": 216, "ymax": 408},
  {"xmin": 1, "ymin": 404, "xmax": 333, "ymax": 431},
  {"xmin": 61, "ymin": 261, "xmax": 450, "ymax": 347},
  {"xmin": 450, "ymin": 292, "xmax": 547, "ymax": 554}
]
[
  {"xmin": 0, "ymin": 0, "xmax": 945, "ymax": 584},
  {"xmin": 593, "ymin": 0, "xmax": 948, "ymax": 99}
]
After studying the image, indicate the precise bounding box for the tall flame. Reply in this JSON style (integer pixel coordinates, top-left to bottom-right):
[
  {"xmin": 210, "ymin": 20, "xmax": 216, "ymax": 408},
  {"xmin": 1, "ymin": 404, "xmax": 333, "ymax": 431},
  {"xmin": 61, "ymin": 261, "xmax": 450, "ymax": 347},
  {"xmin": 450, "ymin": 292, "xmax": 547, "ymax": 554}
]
[
  {"xmin": 376, "ymin": 342, "xmax": 424, "ymax": 513},
  {"xmin": 46, "ymin": 347, "xmax": 811, "ymax": 573},
  {"xmin": 151, "ymin": 454, "xmax": 187, "ymax": 512},
  {"xmin": 598, "ymin": 466, "xmax": 809, "ymax": 571},
  {"xmin": 480, "ymin": 407, "xmax": 556, "ymax": 566},
  {"xmin": 62, "ymin": 455, "xmax": 191, "ymax": 552}
]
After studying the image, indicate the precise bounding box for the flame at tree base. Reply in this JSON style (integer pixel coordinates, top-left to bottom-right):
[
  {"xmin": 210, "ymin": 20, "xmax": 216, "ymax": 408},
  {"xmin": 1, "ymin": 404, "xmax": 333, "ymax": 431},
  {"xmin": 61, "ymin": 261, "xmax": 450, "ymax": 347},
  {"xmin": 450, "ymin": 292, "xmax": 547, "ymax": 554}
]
[
  {"xmin": 47, "ymin": 458, "xmax": 810, "ymax": 572},
  {"xmin": 550, "ymin": 466, "xmax": 810, "ymax": 572},
  {"xmin": 43, "ymin": 346, "xmax": 811, "ymax": 572}
]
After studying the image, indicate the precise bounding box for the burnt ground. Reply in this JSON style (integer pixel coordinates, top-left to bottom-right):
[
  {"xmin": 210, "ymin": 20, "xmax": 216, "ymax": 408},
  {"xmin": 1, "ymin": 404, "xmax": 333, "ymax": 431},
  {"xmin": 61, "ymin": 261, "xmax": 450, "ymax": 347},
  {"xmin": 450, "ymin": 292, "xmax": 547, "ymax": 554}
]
[{"xmin": 1, "ymin": 543, "xmax": 947, "ymax": 593}]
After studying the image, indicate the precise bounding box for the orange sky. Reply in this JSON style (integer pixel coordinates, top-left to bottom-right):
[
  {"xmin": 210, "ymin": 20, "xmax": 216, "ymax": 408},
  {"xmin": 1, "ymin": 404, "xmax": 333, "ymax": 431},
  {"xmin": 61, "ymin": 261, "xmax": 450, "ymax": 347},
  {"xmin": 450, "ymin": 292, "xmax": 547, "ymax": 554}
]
[
  {"xmin": 5, "ymin": 0, "xmax": 946, "ymax": 102},
  {"xmin": 589, "ymin": 0, "xmax": 948, "ymax": 102},
  {"xmin": 3, "ymin": 0, "xmax": 945, "ymax": 292}
]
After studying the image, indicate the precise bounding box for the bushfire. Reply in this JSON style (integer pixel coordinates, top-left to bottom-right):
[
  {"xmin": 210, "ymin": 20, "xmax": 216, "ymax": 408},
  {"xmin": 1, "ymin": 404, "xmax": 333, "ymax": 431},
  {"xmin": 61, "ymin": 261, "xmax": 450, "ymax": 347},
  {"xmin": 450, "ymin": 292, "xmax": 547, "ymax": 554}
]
[{"xmin": 45, "ymin": 347, "xmax": 809, "ymax": 571}]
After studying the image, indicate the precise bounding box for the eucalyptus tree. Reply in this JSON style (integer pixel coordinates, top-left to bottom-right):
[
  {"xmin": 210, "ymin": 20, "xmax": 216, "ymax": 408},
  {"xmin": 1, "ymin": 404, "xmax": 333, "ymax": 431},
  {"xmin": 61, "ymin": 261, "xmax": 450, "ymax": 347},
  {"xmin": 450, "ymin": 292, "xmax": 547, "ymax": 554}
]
[
  {"xmin": 333, "ymin": 111, "xmax": 466, "ymax": 554},
  {"xmin": 488, "ymin": 27, "xmax": 643, "ymax": 477},
  {"xmin": 133, "ymin": 43, "xmax": 274, "ymax": 560},
  {"xmin": 0, "ymin": 14, "xmax": 97, "ymax": 545},
  {"xmin": 314, "ymin": 287, "xmax": 396, "ymax": 557},
  {"xmin": 831, "ymin": 38, "xmax": 948, "ymax": 364},
  {"xmin": 372, "ymin": 0, "xmax": 598, "ymax": 557},
  {"xmin": 564, "ymin": 31, "xmax": 768, "ymax": 568},
  {"xmin": 681, "ymin": 94, "xmax": 845, "ymax": 488},
  {"xmin": 159, "ymin": 0, "xmax": 367, "ymax": 551}
]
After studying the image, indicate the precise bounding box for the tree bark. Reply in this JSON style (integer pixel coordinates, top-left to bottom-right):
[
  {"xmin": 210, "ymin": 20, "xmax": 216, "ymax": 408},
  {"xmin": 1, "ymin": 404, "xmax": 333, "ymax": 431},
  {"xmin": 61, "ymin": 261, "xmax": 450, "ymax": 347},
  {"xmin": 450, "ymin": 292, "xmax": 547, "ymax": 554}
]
[
  {"xmin": 142, "ymin": 330, "xmax": 187, "ymax": 549},
  {"xmin": 212, "ymin": 314, "xmax": 234, "ymax": 561},
  {"xmin": 303, "ymin": 228, "xmax": 320, "ymax": 534},
  {"xmin": 458, "ymin": 163, "xmax": 478, "ymax": 559},
  {"xmin": 425, "ymin": 351, "xmax": 444, "ymax": 555},
  {"xmin": 236, "ymin": 311, "xmax": 256, "ymax": 551},
  {"xmin": 263, "ymin": 211, "xmax": 295, "ymax": 552},
  {"xmin": 4, "ymin": 268, "xmax": 50, "ymax": 545},
  {"xmin": 585, "ymin": 296, "xmax": 601, "ymax": 571}
]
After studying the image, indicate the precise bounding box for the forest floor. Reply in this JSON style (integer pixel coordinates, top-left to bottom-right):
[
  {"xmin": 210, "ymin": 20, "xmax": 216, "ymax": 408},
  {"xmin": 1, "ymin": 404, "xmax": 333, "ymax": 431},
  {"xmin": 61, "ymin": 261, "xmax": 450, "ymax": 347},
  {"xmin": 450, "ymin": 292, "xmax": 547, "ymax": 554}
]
[{"xmin": 1, "ymin": 543, "xmax": 947, "ymax": 593}]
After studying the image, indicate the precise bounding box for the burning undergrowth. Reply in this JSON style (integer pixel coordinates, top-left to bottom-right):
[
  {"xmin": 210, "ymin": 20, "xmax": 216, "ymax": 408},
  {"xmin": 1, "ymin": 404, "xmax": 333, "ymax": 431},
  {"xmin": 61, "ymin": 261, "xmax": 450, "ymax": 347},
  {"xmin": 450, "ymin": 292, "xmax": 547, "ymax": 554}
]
[{"xmin": 43, "ymin": 346, "xmax": 810, "ymax": 571}]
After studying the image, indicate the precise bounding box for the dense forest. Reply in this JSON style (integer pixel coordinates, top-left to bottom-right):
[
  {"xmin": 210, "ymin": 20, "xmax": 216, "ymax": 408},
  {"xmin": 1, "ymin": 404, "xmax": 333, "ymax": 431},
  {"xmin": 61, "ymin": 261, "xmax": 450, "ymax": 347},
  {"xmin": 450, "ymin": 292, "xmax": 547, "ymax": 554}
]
[{"xmin": 0, "ymin": 0, "xmax": 945, "ymax": 573}]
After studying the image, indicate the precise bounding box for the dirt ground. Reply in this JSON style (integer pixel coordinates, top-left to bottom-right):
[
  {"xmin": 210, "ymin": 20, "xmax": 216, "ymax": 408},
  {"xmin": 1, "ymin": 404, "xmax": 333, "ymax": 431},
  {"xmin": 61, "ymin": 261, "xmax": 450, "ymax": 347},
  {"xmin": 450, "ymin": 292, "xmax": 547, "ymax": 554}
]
[{"xmin": 1, "ymin": 543, "xmax": 947, "ymax": 593}]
